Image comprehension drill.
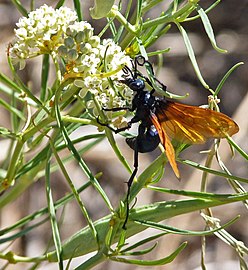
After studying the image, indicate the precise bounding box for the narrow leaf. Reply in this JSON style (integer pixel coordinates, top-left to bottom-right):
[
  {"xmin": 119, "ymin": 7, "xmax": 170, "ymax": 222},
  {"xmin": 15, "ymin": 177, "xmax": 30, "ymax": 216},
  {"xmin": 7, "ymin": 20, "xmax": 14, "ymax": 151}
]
[
  {"xmin": 45, "ymin": 152, "xmax": 63, "ymax": 268},
  {"xmin": 215, "ymin": 62, "xmax": 244, "ymax": 96},
  {"xmin": 110, "ymin": 242, "xmax": 187, "ymax": 265},
  {"xmin": 0, "ymin": 98, "xmax": 25, "ymax": 120},
  {"xmin": 134, "ymin": 216, "xmax": 240, "ymax": 236},
  {"xmin": 121, "ymin": 233, "xmax": 166, "ymax": 253},
  {"xmin": 181, "ymin": 159, "xmax": 248, "ymax": 184},
  {"xmin": 197, "ymin": 5, "xmax": 227, "ymax": 53},
  {"xmin": 176, "ymin": 23, "xmax": 209, "ymax": 89}
]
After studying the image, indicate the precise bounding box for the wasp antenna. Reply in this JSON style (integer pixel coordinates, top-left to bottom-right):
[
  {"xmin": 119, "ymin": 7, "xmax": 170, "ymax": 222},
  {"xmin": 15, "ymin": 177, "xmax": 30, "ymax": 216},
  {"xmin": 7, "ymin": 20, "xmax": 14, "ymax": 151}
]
[
  {"xmin": 135, "ymin": 55, "xmax": 146, "ymax": 66},
  {"xmin": 122, "ymin": 65, "xmax": 136, "ymax": 79},
  {"xmin": 135, "ymin": 55, "xmax": 155, "ymax": 75},
  {"xmin": 137, "ymin": 56, "xmax": 168, "ymax": 92}
]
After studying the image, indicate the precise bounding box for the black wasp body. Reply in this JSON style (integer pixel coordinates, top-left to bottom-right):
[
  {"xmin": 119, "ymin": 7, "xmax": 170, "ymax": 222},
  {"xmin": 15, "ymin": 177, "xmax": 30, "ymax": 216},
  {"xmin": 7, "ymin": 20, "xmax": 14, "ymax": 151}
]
[
  {"xmin": 99, "ymin": 56, "xmax": 167, "ymax": 229},
  {"xmin": 121, "ymin": 77, "xmax": 161, "ymax": 153}
]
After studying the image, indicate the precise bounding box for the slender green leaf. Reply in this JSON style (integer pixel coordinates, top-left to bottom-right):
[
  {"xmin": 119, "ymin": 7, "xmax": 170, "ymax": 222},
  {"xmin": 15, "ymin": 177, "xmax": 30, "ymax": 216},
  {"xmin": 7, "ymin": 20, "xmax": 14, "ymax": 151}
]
[
  {"xmin": 227, "ymin": 136, "xmax": 248, "ymax": 161},
  {"xmin": 121, "ymin": 242, "xmax": 157, "ymax": 256},
  {"xmin": 148, "ymin": 186, "xmax": 247, "ymax": 200},
  {"xmin": 54, "ymin": 93, "xmax": 103, "ymax": 246},
  {"xmin": 55, "ymin": 0, "xmax": 66, "ymax": 9},
  {"xmin": 0, "ymin": 217, "xmax": 48, "ymax": 244},
  {"xmin": 40, "ymin": 55, "xmax": 50, "ymax": 102},
  {"xmin": 0, "ymin": 98, "xmax": 25, "ymax": 120},
  {"xmin": 197, "ymin": 5, "xmax": 227, "ymax": 53},
  {"xmin": 73, "ymin": 0, "xmax": 83, "ymax": 21},
  {"xmin": 147, "ymin": 48, "xmax": 171, "ymax": 57},
  {"xmin": 110, "ymin": 242, "xmax": 187, "ymax": 265},
  {"xmin": 45, "ymin": 152, "xmax": 63, "ymax": 269},
  {"xmin": 134, "ymin": 216, "xmax": 240, "ymax": 236},
  {"xmin": 181, "ymin": 159, "xmax": 248, "ymax": 184},
  {"xmin": 121, "ymin": 232, "xmax": 166, "ymax": 253},
  {"xmin": 215, "ymin": 62, "xmax": 244, "ymax": 96},
  {"xmin": 0, "ymin": 182, "xmax": 91, "ymax": 236},
  {"xmin": 136, "ymin": 0, "xmax": 143, "ymax": 23},
  {"xmin": 176, "ymin": 23, "xmax": 209, "ymax": 90},
  {"xmin": 185, "ymin": 0, "xmax": 221, "ymax": 22},
  {"xmin": 0, "ymin": 81, "xmax": 36, "ymax": 107},
  {"xmin": 55, "ymin": 108, "xmax": 113, "ymax": 211},
  {"xmin": 11, "ymin": 0, "xmax": 28, "ymax": 16}
]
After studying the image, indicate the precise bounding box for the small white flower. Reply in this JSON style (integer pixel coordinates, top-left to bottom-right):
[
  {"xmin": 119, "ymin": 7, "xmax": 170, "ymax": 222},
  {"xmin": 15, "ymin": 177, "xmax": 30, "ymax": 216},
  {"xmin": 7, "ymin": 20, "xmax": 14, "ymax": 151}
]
[
  {"xmin": 67, "ymin": 21, "xmax": 93, "ymax": 36},
  {"xmin": 15, "ymin": 28, "xmax": 28, "ymax": 39}
]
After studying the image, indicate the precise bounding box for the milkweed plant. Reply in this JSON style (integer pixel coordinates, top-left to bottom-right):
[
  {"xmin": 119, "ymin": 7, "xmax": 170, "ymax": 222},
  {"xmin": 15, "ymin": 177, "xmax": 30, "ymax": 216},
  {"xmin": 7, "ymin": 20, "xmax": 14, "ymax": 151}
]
[{"xmin": 0, "ymin": 0, "xmax": 247, "ymax": 269}]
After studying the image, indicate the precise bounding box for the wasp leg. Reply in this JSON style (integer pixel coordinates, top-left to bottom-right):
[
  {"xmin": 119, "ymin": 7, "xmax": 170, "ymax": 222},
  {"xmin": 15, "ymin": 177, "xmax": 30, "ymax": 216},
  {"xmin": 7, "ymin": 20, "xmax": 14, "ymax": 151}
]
[
  {"xmin": 122, "ymin": 140, "xmax": 139, "ymax": 230},
  {"xmin": 103, "ymin": 107, "xmax": 130, "ymax": 112},
  {"xmin": 122, "ymin": 124, "xmax": 146, "ymax": 229},
  {"xmin": 96, "ymin": 117, "xmax": 132, "ymax": 133}
]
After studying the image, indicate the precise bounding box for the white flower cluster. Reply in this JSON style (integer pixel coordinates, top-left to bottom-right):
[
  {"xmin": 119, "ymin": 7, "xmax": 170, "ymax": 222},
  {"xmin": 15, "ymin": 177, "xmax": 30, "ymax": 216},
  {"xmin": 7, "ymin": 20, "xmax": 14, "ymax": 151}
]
[
  {"xmin": 59, "ymin": 22, "xmax": 132, "ymax": 113},
  {"xmin": 55, "ymin": 18, "xmax": 132, "ymax": 115},
  {"xmin": 10, "ymin": 4, "xmax": 133, "ymax": 122},
  {"xmin": 10, "ymin": 5, "xmax": 77, "ymax": 69}
]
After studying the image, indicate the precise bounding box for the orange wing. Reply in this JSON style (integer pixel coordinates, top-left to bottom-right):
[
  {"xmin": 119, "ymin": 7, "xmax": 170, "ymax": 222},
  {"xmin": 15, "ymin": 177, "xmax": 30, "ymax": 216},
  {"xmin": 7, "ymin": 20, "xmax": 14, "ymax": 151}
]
[
  {"xmin": 150, "ymin": 112, "xmax": 180, "ymax": 178},
  {"xmin": 155, "ymin": 101, "xmax": 239, "ymax": 145},
  {"xmin": 150, "ymin": 100, "xmax": 239, "ymax": 178}
]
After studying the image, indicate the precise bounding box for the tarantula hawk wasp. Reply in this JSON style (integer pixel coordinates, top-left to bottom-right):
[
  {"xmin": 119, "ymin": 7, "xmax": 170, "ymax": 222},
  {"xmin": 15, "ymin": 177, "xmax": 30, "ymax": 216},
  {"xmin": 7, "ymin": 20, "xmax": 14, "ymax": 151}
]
[{"xmin": 98, "ymin": 55, "xmax": 239, "ymax": 229}]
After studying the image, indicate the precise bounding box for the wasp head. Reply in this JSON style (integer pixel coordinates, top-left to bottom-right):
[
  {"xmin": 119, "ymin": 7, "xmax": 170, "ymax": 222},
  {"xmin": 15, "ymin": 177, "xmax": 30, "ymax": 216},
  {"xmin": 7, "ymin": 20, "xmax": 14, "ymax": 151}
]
[{"xmin": 120, "ymin": 77, "xmax": 145, "ymax": 92}]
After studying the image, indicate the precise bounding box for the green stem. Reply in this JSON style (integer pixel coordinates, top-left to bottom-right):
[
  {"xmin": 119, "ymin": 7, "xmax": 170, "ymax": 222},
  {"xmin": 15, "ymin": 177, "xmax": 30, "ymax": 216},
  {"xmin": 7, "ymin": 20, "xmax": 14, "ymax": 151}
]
[
  {"xmin": 61, "ymin": 116, "xmax": 92, "ymax": 125},
  {"xmin": 1, "ymin": 140, "xmax": 24, "ymax": 190},
  {"xmin": 201, "ymin": 142, "xmax": 219, "ymax": 192},
  {"xmin": 142, "ymin": 1, "xmax": 197, "ymax": 29},
  {"xmin": 1, "ymin": 112, "xmax": 54, "ymax": 191},
  {"xmin": 50, "ymin": 137, "xmax": 100, "ymax": 247},
  {"xmin": 0, "ymin": 252, "xmax": 46, "ymax": 264},
  {"xmin": 51, "ymin": 51, "xmax": 62, "ymax": 83},
  {"xmin": 108, "ymin": 6, "xmax": 137, "ymax": 35}
]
